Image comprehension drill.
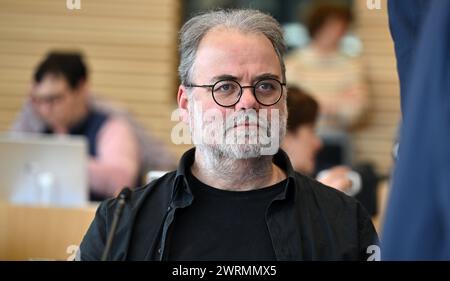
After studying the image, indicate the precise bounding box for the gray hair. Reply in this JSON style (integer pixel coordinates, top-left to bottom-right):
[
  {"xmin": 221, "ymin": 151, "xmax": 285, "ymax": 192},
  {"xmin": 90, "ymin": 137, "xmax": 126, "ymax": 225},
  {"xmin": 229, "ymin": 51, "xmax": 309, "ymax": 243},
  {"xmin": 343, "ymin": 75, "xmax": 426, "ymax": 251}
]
[{"xmin": 178, "ymin": 9, "xmax": 286, "ymax": 85}]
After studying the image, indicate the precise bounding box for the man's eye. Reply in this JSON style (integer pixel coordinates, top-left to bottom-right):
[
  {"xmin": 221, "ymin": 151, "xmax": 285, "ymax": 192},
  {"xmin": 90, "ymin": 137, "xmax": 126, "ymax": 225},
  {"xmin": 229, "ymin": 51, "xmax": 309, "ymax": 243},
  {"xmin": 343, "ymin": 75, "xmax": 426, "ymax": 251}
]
[
  {"xmin": 48, "ymin": 96, "xmax": 58, "ymax": 103},
  {"xmin": 215, "ymin": 82, "xmax": 237, "ymax": 93},
  {"xmin": 219, "ymin": 84, "xmax": 231, "ymax": 91},
  {"xmin": 257, "ymin": 82, "xmax": 275, "ymax": 91}
]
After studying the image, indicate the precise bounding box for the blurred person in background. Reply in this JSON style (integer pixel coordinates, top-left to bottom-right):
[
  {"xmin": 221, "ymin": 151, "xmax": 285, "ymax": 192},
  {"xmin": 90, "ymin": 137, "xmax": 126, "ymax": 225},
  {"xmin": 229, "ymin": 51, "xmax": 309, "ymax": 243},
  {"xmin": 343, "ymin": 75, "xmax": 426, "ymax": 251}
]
[
  {"xmin": 285, "ymin": 2, "xmax": 369, "ymax": 172},
  {"xmin": 282, "ymin": 86, "xmax": 381, "ymax": 210},
  {"xmin": 11, "ymin": 51, "xmax": 175, "ymax": 201}
]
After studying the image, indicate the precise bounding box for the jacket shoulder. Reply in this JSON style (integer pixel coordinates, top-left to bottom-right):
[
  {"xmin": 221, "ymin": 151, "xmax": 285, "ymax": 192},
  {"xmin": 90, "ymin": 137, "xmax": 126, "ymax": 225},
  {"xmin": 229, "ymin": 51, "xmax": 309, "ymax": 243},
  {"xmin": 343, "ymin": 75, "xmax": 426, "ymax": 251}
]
[
  {"xmin": 293, "ymin": 172, "xmax": 379, "ymax": 260},
  {"xmin": 79, "ymin": 171, "xmax": 177, "ymax": 260},
  {"xmin": 294, "ymin": 172, "xmax": 360, "ymax": 210}
]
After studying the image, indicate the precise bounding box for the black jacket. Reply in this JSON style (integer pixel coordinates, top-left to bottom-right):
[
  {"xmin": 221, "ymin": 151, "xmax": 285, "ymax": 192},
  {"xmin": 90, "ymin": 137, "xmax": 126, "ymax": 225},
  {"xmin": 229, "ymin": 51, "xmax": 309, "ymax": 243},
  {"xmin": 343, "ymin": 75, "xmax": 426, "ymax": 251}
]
[{"xmin": 79, "ymin": 148, "xmax": 378, "ymax": 261}]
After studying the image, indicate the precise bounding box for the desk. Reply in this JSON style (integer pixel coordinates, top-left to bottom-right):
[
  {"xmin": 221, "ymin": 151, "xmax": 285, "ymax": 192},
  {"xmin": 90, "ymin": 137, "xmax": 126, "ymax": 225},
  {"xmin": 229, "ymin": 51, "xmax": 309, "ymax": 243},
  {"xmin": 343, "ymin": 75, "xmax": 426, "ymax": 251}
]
[
  {"xmin": 0, "ymin": 202, "xmax": 97, "ymax": 260},
  {"xmin": 0, "ymin": 185, "xmax": 389, "ymax": 260}
]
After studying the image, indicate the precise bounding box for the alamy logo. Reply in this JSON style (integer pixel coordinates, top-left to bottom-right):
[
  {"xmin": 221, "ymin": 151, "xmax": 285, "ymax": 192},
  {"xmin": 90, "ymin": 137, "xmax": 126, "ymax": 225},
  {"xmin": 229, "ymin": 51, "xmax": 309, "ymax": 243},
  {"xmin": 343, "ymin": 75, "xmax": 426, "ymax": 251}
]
[
  {"xmin": 170, "ymin": 103, "xmax": 284, "ymax": 156},
  {"xmin": 366, "ymin": 245, "xmax": 381, "ymax": 261},
  {"xmin": 366, "ymin": 0, "xmax": 381, "ymax": 10},
  {"xmin": 66, "ymin": 0, "xmax": 81, "ymax": 10},
  {"xmin": 66, "ymin": 244, "xmax": 80, "ymax": 261}
]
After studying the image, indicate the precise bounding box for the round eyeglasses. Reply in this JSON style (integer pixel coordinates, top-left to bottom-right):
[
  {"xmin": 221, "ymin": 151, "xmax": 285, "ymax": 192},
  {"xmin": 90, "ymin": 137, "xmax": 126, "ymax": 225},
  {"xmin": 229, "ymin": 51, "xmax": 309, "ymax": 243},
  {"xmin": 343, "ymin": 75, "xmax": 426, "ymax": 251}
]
[{"xmin": 185, "ymin": 78, "xmax": 286, "ymax": 107}]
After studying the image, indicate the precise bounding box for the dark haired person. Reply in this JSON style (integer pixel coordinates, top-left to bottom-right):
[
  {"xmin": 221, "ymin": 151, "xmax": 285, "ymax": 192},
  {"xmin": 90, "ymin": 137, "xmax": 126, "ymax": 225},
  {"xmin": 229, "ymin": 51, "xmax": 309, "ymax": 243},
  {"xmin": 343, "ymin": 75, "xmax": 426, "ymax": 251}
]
[
  {"xmin": 283, "ymin": 86, "xmax": 363, "ymax": 196},
  {"xmin": 14, "ymin": 52, "xmax": 140, "ymax": 201}
]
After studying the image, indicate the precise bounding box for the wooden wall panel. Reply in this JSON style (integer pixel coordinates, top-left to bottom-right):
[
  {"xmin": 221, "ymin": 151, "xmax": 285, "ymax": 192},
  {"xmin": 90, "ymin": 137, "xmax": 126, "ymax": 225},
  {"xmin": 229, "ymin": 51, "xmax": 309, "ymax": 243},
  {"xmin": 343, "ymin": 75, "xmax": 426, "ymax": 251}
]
[{"xmin": 352, "ymin": 0, "xmax": 400, "ymax": 174}]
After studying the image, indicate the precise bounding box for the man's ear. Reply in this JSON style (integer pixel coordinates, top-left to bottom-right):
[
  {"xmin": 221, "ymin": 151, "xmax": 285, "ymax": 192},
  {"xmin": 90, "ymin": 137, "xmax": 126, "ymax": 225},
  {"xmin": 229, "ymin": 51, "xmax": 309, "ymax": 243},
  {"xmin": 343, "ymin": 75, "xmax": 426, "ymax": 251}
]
[
  {"xmin": 280, "ymin": 130, "xmax": 290, "ymax": 147},
  {"xmin": 177, "ymin": 85, "xmax": 190, "ymax": 123}
]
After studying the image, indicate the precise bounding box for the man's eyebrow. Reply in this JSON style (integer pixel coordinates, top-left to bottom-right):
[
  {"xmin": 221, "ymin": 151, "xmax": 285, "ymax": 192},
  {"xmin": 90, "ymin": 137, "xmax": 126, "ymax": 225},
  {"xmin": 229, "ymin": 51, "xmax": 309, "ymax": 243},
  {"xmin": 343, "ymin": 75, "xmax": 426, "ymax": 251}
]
[
  {"xmin": 32, "ymin": 92, "xmax": 64, "ymax": 99},
  {"xmin": 209, "ymin": 73, "xmax": 281, "ymax": 83},
  {"xmin": 253, "ymin": 73, "xmax": 281, "ymax": 82},
  {"xmin": 210, "ymin": 74, "xmax": 239, "ymax": 83}
]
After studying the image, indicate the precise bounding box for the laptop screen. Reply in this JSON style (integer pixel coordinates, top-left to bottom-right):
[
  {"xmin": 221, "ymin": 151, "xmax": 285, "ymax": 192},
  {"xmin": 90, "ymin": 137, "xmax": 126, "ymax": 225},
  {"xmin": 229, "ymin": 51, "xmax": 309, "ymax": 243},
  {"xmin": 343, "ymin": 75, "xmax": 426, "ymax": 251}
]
[{"xmin": 0, "ymin": 133, "xmax": 89, "ymax": 207}]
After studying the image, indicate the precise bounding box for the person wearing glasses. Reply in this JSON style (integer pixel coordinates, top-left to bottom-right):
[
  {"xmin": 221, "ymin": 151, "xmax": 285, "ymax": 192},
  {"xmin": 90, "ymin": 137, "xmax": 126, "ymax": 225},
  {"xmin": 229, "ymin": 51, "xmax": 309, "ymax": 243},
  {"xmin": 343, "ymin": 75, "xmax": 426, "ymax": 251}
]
[
  {"xmin": 12, "ymin": 52, "xmax": 141, "ymax": 201},
  {"xmin": 79, "ymin": 9, "xmax": 378, "ymax": 261}
]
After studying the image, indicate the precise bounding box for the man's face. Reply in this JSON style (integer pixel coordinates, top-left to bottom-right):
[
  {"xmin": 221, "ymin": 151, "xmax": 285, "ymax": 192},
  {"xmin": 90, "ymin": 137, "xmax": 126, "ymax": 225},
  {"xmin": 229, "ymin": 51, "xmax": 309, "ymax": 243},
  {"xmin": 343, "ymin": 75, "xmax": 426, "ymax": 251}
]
[
  {"xmin": 31, "ymin": 74, "xmax": 85, "ymax": 129},
  {"xmin": 179, "ymin": 27, "xmax": 287, "ymax": 159}
]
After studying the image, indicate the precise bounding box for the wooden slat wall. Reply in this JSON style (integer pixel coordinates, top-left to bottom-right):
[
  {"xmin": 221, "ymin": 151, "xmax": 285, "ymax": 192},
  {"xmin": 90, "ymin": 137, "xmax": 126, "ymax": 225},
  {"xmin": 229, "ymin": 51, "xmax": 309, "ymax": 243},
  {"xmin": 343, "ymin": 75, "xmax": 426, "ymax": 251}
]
[
  {"xmin": 0, "ymin": 0, "xmax": 400, "ymax": 174},
  {"xmin": 0, "ymin": 0, "xmax": 191, "ymax": 159},
  {"xmin": 352, "ymin": 0, "xmax": 400, "ymax": 175}
]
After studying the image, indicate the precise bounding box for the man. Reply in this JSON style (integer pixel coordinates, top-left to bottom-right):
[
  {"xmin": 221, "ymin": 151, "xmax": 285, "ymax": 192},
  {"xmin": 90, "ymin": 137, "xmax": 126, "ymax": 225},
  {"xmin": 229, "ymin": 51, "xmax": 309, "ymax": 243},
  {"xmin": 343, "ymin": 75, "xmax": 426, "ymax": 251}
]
[
  {"xmin": 16, "ymin": 52, "xmax": 140, "ymax": 200},
  {"xmin": 79, "ymin": 9, "xmax": 378, "ymax": 261}
]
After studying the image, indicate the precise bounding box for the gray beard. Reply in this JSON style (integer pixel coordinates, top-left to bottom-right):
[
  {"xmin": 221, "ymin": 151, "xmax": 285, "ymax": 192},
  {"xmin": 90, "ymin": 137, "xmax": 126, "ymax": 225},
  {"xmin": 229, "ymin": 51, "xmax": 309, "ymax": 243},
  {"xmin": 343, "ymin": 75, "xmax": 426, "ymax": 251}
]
[
  {"xmin": 196, "ymin": 144, "xmax": 274, "ymax": 182},
  {"xmin": 188, "ymin": 102, "xmax": 287, "ymax": 178}
]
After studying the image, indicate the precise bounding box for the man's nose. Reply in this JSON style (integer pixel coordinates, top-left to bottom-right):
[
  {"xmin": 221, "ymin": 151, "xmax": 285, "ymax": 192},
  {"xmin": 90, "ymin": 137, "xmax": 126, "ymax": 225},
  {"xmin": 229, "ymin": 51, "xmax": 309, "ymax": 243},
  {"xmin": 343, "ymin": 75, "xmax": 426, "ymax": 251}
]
[
  {"xmin": 235, "ymin": 87, "xmax": 259, "ymax": 110},
  {"xmin": 37, "ymin": 102, "xmax": 52, "ymax": 115}
]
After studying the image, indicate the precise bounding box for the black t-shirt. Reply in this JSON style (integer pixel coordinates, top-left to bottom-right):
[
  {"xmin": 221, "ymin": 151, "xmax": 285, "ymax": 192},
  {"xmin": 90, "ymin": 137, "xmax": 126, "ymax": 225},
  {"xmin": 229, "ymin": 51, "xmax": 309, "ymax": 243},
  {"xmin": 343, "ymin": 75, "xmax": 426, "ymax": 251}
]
[{"xmin": 166, "ymin": 170, "xmax": 286, "ymax": 261}]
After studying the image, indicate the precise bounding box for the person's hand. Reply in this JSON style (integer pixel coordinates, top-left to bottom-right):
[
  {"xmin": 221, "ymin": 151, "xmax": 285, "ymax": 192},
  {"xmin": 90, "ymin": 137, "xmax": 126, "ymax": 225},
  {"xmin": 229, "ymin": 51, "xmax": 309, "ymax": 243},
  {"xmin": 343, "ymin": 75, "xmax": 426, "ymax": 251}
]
[{"xmin": 317, "ymin": 166, "xmax": 353, "ymax": 193}]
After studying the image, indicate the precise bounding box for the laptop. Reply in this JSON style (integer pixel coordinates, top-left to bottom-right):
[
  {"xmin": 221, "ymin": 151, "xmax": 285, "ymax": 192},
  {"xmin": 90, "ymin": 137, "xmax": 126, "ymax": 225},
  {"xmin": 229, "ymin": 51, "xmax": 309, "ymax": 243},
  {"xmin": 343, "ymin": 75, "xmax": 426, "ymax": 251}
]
[{"xmin": 0, "ymin": 133, "xmax": 89, "ymax": 207}]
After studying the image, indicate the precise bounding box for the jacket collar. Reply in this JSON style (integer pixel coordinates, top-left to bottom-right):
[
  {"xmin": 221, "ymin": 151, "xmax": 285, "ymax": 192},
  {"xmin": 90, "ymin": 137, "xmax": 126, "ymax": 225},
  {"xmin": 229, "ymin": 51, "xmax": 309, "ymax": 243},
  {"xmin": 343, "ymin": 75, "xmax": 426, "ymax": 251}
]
[{"xmin": 170, "ymin": 147, "xmax": 298, "ymax": 208}]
